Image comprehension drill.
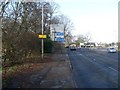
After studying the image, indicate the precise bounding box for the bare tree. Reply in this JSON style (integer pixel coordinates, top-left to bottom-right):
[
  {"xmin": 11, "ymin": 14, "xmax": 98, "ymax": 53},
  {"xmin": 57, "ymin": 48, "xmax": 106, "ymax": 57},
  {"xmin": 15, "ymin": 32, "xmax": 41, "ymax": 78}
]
[
  {"xmin": 1, "ymin": 0, "xmax": 64, "ymax": 66},
  {"xmin": 76, "ymin": 33, "xmax": 91, "ymax": 45}
]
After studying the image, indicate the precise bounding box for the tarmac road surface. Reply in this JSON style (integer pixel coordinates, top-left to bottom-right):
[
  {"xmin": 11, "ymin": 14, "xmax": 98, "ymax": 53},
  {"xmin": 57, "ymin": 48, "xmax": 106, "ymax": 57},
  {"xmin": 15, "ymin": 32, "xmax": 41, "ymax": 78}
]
[{"xmin": 68, "ymin": 48, "xmax": 118, "ymax": 88}]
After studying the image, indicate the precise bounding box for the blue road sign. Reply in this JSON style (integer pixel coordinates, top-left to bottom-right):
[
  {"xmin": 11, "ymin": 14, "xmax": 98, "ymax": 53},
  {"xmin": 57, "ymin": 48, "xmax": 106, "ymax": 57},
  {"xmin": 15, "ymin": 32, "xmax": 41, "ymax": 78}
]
[
  {"xmin": 55, "ymin": 32, "xmax": 64, "ymax": 36},
  {"xmin": 55, "ymin": 38, "xmax": 64, "ymax": 42}
]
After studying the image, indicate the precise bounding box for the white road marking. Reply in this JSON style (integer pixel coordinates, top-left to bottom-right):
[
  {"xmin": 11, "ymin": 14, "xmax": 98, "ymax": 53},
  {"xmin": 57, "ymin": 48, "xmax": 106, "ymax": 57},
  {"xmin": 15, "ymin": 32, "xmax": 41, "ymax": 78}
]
[
  {"xmin": 108, "ymin": 67, "xmax": 118, "ymax": 72},
  {"xmin": 79, "ymin": 54, "xmax": 83, "ymax": 56},
  {"xmin": 88, "ymin": 59, "xmax": 94, "ymax": 63},
  {"xmin": 75, "ymin": 51, "xmax": 118, "ymax": 73},
  {"xmin": 66, "ymin": 54, "xmax": 68, "ymax": 56}
]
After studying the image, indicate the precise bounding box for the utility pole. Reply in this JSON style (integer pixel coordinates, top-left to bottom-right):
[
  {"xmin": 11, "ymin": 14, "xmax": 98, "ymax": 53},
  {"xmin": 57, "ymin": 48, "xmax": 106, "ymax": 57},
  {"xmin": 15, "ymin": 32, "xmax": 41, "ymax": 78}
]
[
  {"xmin": 41, "ymin": 2, "xmax": 50, "ymax": 59},
  {"xmin": 41, "ymin": 4, "xmax": 44, "ymax": 59}
]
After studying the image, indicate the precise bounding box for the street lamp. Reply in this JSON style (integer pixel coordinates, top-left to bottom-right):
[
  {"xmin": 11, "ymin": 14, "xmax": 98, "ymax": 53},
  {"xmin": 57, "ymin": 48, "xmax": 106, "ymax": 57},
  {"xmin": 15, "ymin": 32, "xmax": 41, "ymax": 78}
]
[{"xmin": 41, "ymin": 2, "xmax": 50, "ymax": 59}]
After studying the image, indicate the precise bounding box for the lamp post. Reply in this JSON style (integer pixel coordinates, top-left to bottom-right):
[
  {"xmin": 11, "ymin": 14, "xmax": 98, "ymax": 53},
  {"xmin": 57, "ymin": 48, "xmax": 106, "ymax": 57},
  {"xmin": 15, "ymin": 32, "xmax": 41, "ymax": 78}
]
[
  {"xmin": 41, "ymin": 4, "xmax": 44, "ymax": 59},
  {"xmin": 41, "ymin": 2, "xmax": 49, "ymax": 59}
]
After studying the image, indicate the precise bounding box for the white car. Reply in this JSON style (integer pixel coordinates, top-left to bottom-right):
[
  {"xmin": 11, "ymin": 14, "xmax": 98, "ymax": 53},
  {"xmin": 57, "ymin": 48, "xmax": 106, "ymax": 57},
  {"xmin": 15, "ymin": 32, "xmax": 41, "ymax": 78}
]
[{"xmin": 108, "ymin": 48, "xmax": 117, "ymax": 53}]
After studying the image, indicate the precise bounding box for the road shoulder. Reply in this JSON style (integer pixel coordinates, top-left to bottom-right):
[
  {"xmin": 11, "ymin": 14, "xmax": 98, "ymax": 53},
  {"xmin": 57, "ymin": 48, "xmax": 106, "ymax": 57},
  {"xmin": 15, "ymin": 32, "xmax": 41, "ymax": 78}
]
[{"xmin": 2, "ymin": 49, "xmax": 76, "ymax": 88}]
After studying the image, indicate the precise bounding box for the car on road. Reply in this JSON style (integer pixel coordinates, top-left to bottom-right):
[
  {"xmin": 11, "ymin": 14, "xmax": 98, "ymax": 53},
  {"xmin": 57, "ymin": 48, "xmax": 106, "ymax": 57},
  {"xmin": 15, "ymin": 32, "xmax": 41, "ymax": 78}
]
[
  {"xmin": 107, "ymin": 47, "xmax": 117, "ymax": 53},
  {"xmin": 70, "ymin": 46, "xmax": 76, "ymax": 51},
  {"xmin": 65, "ymin": 45, "xmax": 69, "ymax": 48}
]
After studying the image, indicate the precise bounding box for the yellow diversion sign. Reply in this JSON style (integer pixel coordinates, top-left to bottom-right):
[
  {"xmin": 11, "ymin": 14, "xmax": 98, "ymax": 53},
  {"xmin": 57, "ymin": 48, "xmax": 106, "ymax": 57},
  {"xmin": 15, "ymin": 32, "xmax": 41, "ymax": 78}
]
[{"xmin": 38, "ymin": 35, "xmax": 47, "ymax": 39}]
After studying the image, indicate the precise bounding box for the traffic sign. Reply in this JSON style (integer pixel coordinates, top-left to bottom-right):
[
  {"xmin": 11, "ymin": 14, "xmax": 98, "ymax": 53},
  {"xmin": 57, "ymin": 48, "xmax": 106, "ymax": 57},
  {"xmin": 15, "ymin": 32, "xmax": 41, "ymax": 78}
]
[
  {"xmin": 55, "ymin": 38, "xmax": 64, "ymax": 42},
  {"xmin": 55, "ymin": 32, "xmax": 64, "ymax": 36},
  {"xmin": 38, "ymin": 35, "xmax": 47, "ymax": 38}
]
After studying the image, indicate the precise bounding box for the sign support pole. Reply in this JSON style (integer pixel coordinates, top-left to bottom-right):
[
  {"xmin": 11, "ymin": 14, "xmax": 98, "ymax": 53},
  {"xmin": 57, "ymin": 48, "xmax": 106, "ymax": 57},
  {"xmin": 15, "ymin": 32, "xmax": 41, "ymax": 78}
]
[{"xmin": 42, "ymin": 4, "xmax": 44, "ymax": 59}]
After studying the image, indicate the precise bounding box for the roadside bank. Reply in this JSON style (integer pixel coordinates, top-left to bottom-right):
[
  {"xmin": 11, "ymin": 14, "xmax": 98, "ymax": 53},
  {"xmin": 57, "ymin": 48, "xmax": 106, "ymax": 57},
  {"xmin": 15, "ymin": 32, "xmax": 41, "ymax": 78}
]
[{"xmin": 2, "ymin": 44, "xmax": 76, "ymax": 88}]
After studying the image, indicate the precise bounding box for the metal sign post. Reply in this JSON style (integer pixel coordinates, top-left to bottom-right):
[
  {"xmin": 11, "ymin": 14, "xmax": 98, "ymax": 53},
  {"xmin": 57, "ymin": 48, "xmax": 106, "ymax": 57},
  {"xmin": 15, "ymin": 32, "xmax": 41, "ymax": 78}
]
[
  {"xmin": 41, "ymin": 2, "xmax": 50, "ymax": 59},
  {"xmin": 41, "ymin": 5, "xmax": 44, "ymax": 59}
]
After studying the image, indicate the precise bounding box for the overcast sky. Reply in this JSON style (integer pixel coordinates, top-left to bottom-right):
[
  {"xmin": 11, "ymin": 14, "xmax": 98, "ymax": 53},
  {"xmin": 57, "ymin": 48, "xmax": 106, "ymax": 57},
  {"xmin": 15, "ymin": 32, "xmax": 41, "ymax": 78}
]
[
  {"xmin": 1, "ymin": 0, "xmax": 119, "ymax": 43},
  {"xmin": 55, "ymin": 0, "xmax": 119, "ymax": 43}
]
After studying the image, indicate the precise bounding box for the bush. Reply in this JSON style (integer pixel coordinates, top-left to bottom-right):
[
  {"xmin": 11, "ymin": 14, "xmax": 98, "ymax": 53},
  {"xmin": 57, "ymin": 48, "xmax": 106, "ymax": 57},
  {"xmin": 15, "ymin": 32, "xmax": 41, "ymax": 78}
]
[
  {"xmin": 2, "ymin": 30, "xmax": 41, "ymax": 67},
  {"xmin": 44, "ymin": 38, "xmax": 53, "ymax": 53}
]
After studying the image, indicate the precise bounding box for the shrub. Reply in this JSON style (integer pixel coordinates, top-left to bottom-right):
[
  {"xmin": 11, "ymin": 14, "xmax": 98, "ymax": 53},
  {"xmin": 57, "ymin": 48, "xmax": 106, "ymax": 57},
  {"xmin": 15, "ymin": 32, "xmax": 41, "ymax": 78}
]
[{"xmin": 44, "ymin": 38, "xmax": 53, "ymax": 53}]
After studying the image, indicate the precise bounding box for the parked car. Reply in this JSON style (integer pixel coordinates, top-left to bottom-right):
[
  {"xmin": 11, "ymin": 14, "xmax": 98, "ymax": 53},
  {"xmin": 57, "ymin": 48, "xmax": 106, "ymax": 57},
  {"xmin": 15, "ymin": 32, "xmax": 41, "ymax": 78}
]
[
  {"xmin": 65, "ymin": 45, "xmax": 69, "ymax": 48},
  {"xmin": 70, "ymin": 46, "xmax": 76, "ymax": 51},
  {"xmin": 108, "ymin": 47, "xmax": 117, "ymax": 53}
]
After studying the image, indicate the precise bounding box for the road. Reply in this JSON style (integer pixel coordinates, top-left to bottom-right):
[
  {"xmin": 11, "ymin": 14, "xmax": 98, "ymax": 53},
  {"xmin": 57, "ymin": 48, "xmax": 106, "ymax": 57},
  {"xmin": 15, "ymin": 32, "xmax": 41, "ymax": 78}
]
[{"xmin": 68, "ymin": 48, "xmax": 118, "ymax": 88}]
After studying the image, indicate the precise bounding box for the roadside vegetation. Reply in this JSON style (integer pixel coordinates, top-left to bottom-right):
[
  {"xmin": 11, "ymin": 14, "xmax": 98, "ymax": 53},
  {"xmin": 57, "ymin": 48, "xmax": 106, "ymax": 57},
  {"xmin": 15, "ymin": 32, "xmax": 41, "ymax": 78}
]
[
  {"xmin": 1, "ymin": 0, "xmax": 73, "ymax": 67},
  {"xmin": 1, "ymin": 0, "xmax": 73, "ymax": 87}
]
